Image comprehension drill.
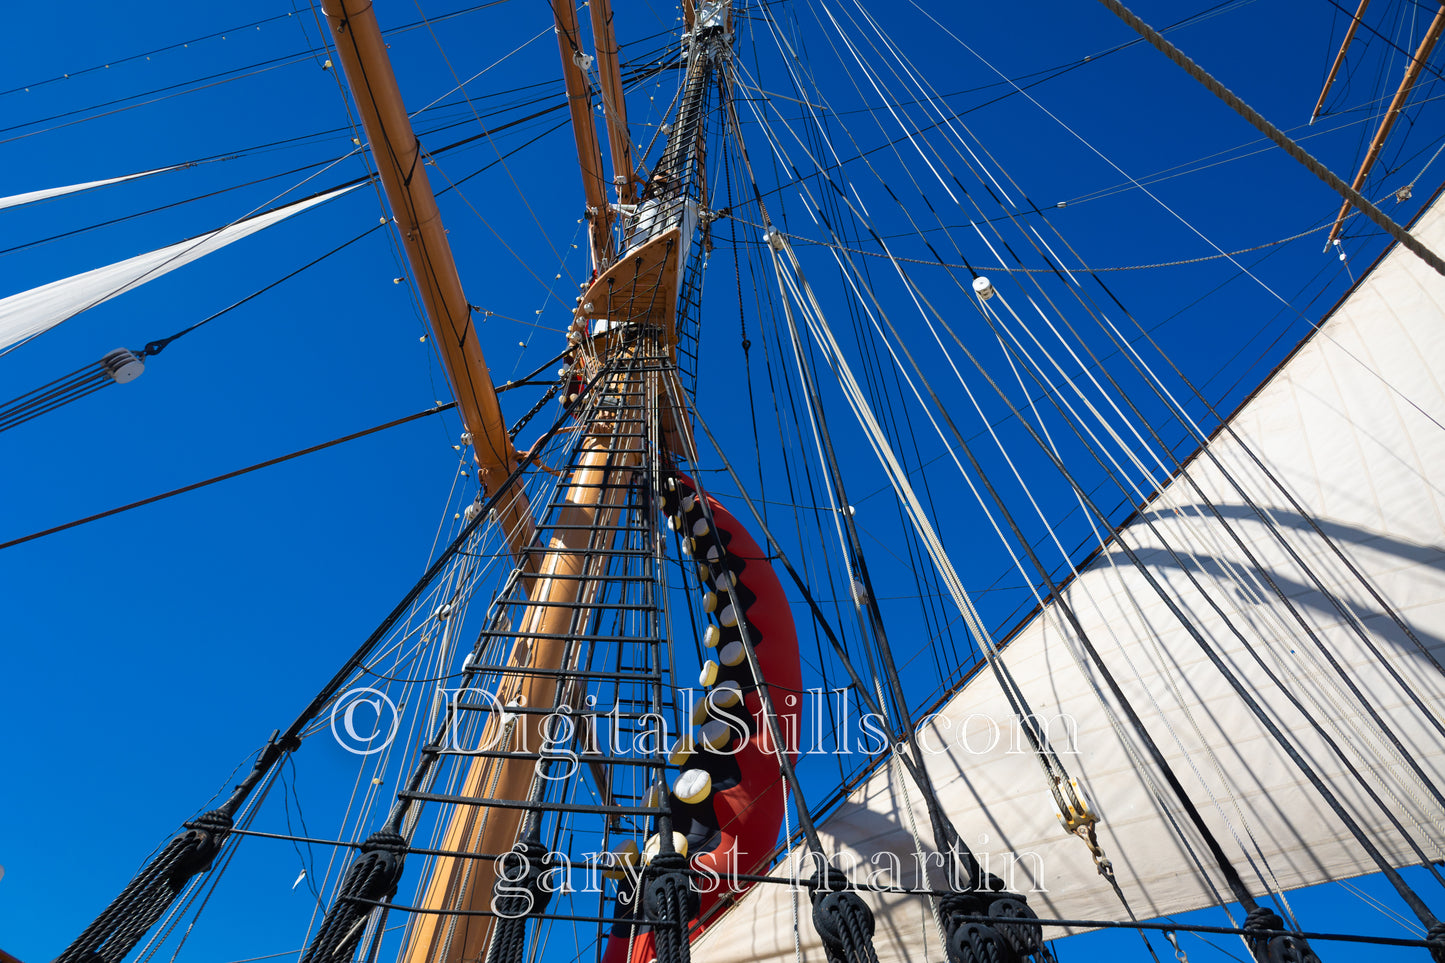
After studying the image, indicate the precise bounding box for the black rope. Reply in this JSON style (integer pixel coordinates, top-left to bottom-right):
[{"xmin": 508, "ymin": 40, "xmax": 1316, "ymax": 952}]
[
  {"xmin": 56, "ymin": 811, "xmax": 233, "ymax": 963},
  {"xmin": 0, "ymin": 362, "xmax": 111, "ymax": 434},
  {"xmin": 0, "ymin": 403, "xmax": 456, "ymax": 552},
  {"xmin": 922, "ymin": 277, "xmax": 1445, "ymax": 941},
  {"xmin": 643, "ymin": 854, "xmax": 701, "ymax": 963},
  {"xmin": 53, "ymin": 378, "xmax": 603, "ymax": 960},
  {"xmin": 299, "ymin": 830, "xmax": 408, "ymax": 963},
  {"xmin": 810, "ymin": 869, "xmax": 882, "ymax": 963}
]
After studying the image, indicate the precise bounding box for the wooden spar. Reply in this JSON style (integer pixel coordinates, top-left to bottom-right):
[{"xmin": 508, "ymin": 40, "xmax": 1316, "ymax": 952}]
[
  {"xmin": 1327, "ymin": 5, "xmax": 1445, "ymax": 245},
  {"xmin": 552, "ymin": 0, "xmax": 616, "ymax": 268},
  {"xmin": 1310, "ymin": 0, "xmax": 1370, "ymax": 126},
  {"xmin": 318, "ymin": 5, "xmax": 695, "ymax": 960},
  {"xmin": 399, "ymin": 383, "xmax": 644, "ymax": 963},
  {"xmin": 320, "ymin": 0, "xmax": 535, "ymax": 557},
  {"xmin": 590, "ymin": 0, "xmax": 639, "ymax": 207},
  {"xmin": 396, "ymin": 232, "xmax": 690, "ymax": 963}
]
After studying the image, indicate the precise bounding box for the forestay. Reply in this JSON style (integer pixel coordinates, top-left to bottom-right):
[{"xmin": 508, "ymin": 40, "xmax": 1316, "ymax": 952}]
[{"xmin": 693, "ymin": 196, "xmax": 1445, "ymax": 961}]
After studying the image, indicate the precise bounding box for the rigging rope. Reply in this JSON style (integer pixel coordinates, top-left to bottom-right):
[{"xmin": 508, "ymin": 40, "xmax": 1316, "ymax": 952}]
[{"xmin": 1092, "ymin": 0, "xmax": 1445, "ymax": 277}]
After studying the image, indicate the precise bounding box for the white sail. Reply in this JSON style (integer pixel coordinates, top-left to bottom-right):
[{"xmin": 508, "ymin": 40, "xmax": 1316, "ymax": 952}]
[
  {"xmin": 0, "ymin": 165, "xmax": 184, "ymax": 212},
  {"xmin": 0, "ymin": 185, "xmax": 357, "ymax": 353},
  {"xmin": 693, "ymin": 196, "xmax": 1445, "ymax": 961}
]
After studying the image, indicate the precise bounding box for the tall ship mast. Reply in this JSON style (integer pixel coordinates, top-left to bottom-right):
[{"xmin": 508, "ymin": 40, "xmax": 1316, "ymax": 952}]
[{"xmin": 4, "ymin": 4, "xmax": 1445, "ymax": 963}]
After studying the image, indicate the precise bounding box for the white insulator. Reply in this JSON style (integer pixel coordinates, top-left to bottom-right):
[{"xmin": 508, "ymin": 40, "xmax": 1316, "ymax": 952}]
[
  {"xmin": 972, "ymin": 275, "xmax": 995, "ymax": 300},
  {"xmin": 766, "ymin": 229, "xmax": 786, "ymax": 251},
  {"xmin": 720, "ymin": 640, "xmax": 746, "ymax": 667},
  {"xmin": 697, "ymin": 563, "xmax": 710, "ymax": 582},
  {"xmin": 668, "ymin": 735, "xmax": 695, "ymax": 766},
  {"xmin": 698, "ymin": 660, "xmax": 719, "ymax": 687},
  {"xmin": 850, "ymin": 578, "xmax": 871, "ymax": 607},
  {"xmin": 557, "ymin": 368, "xmax": 568, "ymax": 378},
  {"xmin": 681, "ymin": 538, "xmax": 695, "ymax": 557},
  {"xmin": 711, "ymin": 680, "xmax": 742, "ymax": 708},
  {"xmin": 718, "ymin": 571, "xmax": 737, "ymax": 589},
  {"xmin": 703, "ymin": 625, "xmax": 721, "ymax": 648},
  {"xmin": 668, "ymin": 516, "xmax": 680, "ymax": 532},
  {"xmin": 719, "ymin": 604, "xmax": 739, "ymax": 628},
  {"xmin": 665, "ymin": 477, "xmax": 677, "ymax": 491},
  {"xmin": 692, "ymin": 518, "xmax": 710, "ymax": 537},
  {"xmin": 702, "ymin": 591, "xmax": 718, "ymax": 614},
  {"xmin": 643, "ymin": 831, "xmax": 688, "ymax": 863},
  {"xmin": 705, "ymin": 545, "xmax": 721, "ymax": 562},
  {"xmin": 582, "ymin": 301, "xmax": 594, "ymax": 312},
  {"xmin": 691, "ymin": 698, "xmax": 710, "ymax": 726},
  {"xmin": 699, "ymin": 719, "xmax": 733, "ymax": 750},
  {"xmin": 463, "ymin": 498, "xmax": 482, "ymax": 522},
  {"xmin": 101, "ymin": 348, "xmax": 145, "ymax": 384},
  {"xmin": 673, "ymin": 769, "xmax": 713, "ymax": 805},
  {"xmin": 681, "ymin": 494, "xmax": 697, "ymax": 512}
]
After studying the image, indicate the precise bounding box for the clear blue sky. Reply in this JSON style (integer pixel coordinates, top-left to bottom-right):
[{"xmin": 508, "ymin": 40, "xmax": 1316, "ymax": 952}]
[{"xmin": 1, "ymin": 0, "xmax": 1440, "ymax": 961}]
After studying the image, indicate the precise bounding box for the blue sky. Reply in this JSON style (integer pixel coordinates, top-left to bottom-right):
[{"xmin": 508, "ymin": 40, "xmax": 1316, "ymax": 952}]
[{"xmin": 1, "ymin": 0, "xmax": 1442, "ymax": 961}]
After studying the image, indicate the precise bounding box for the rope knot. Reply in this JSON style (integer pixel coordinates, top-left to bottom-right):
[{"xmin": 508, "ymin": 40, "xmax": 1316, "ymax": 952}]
[
  {"xmin": 808, "ymin": 870, "xmax": 878, "ymax": 963},
  {"xmin": 939, "ymin": 888, "xmax": 1047, "ymax": 963},
  {"xmin": 1241, "ymin": 907, "xmax": 1321, "ymax": 963},
  {"xmin": 1426, "ymin": 921, "xmax": 1445, "ymax": 963}
]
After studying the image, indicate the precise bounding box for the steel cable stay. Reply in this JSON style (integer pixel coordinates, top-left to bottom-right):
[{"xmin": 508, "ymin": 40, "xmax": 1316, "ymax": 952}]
[
  {"xmin": 37, "ymin": 6, "xmax": 1445, "ymax": 963},
  {"xmin": 749, "ymin": 0, "xmax": 1445, "ymax": 864},
  {"xmin": 722, "ymin": 20, "xmax": 1445, "ymax": 954},
  {"xmin": 768, "ymin": 225, "xmax": 1196, "ymax": 959},
  {"xmin": 845, "ymin": 0, "xmax": 1445, "ymax": 770},
  {"xmin": 765, "ymin": 230, "xmax": 1284, "ymax": 962},
  {"xmin": 53, "ymin": 359, "xmax": 616, "ymax": 963},
  {"xmin": 910, "ymin": 260, "xmax": 1445, "ymax": 944},
  {"xmin": 889, "ymin": 0, "xmax": 1445, "ymax": 685},
  {"xmin": 767, "ymin": 19, "xmax": 971, "ymax": 686},
  {"xmin": 728, "ymin": 74, "xmax": 1074, "ymax": 963},
  {"xmin": 824, "ymin": 0, "xmax": 1445, "ymax": 841},
  {"xmin": 979, "ymin": 288, "xmax": 1445, "ymax": 870},
  {"xmin": 985, "ymin": 278, "xmax": 1445, "ymax": 839},
  {"xmin": 786, "ymin": 99, "xmax": 1445, "ymax": 926},
  {"xmin": 967, "ymin": 268, "xmax": 1445, "ymax": 840}
]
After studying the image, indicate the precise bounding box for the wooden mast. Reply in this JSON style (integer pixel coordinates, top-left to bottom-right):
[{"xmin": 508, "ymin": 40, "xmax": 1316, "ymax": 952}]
[
  {"xmin": 1310, "ymin": 0, "xmax": 1370, "ymax": 126},
  {"xmin": 552, "ymin": 0, "xmax": 616, "ymax": 268},
  {"xmin": 1326, "ymin": 5, "xmax": 1445, "ymax": 245},
  {"xmin": 319, "ymin": 0, "xmax": 535, "ymax": 557},
  {"xmin": 318, "ymin": 3, "xmax": 708, "ymax": 961},
  {"xmin": 591, "ymin": 0, "xmax": 639, "ymax": 208},
  {"xmin": 318, "ymin": 6, "xmax": 681, "ymax": 963}
]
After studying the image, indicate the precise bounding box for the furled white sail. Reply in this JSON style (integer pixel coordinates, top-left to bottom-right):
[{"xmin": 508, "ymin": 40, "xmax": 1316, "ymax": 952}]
[
  {"xmin": 694, "ymin": 197, "xmax": 1445, "ymax": 961},
  {"xmin": 0, "ymin": 165, "xmax": 184, "ymax": 212},
  {"xmin": 0, "ymin": 185, "xmax": 358, "ymax": 353}
]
